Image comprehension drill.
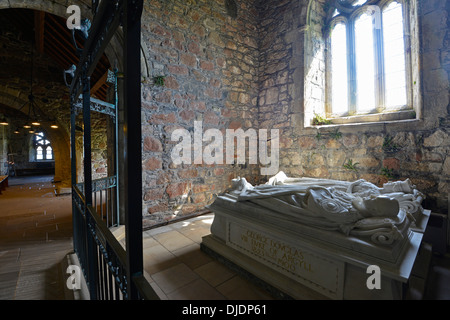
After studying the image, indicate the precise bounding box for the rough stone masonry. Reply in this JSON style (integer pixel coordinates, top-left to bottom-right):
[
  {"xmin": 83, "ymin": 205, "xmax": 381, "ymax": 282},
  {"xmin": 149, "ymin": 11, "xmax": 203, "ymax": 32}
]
[{"xmin": 139, "ymin": 0, "xmax": 450, "ymax": 226}]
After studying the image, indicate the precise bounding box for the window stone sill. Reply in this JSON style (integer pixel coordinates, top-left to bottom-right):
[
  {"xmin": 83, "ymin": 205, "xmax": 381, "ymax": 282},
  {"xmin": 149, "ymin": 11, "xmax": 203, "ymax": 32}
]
[{"xmin": 308, "ymin": 110, "xmax": 418, "ymax": 129}]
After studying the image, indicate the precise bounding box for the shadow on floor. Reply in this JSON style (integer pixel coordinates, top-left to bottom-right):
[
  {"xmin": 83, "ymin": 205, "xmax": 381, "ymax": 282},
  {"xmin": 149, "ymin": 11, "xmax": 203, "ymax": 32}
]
[{"xmin": 425, "ymin": 252, "xmax": 450, "ymax": 300}]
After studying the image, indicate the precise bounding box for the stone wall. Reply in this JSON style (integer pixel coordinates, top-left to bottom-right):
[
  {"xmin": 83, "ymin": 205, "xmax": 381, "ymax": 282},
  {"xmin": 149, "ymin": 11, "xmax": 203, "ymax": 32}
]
[
  {"xmin": 90, "ymin": 114, "xmax": 109, "ymax": 181},
  {"xmin": 3, "ymin": 0, "xmax": 447, "ymax": 225},
  {"xmin": 140, "ymin": 0, "xmax": 449, "ymax": 224},
  {"xmin": 140, "ymin": 0, "xmax": 261, "ymax": 225},
  {"xmin": 256, "ymin": 0, "xmax": 450, "ymax": 214}
]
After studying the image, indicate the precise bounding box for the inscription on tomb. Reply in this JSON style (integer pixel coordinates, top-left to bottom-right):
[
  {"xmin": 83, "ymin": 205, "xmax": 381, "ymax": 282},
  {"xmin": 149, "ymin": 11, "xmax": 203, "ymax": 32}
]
[
  {"xmin": 227, "ymin": 221, "xmax": 344, "ymax": 299},
  {"xmin": 240, "ymin": 229, "xmax": 313, "ymax": 274}
]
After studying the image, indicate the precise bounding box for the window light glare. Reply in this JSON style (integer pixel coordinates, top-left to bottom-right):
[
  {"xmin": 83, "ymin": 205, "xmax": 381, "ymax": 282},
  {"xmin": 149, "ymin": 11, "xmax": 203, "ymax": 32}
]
[
  {"xmin": 327, "ymin": 1, "xmax": 410, "ymax": 119},
  {"xmin": 33, "ymin": 131, "xmax": 53, "ymax": 161},
  {"xmin": 383, "ymin": 2, "xmax": 407, "ymax": 109},
  {"xmin": 355, "ymin": 12, "xmax": 376, "ymax": 112},
  {"xmin": 352, "ymin": 0, "xmax": 367, "ymax": 6},
  {"xmin": 331, "ymin": 23, "xmax": 348, "ymax": 115}
]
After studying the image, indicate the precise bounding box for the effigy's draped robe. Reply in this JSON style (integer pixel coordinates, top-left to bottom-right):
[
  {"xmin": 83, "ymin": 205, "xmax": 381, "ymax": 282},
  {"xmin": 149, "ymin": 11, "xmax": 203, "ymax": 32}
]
[{"xmin": 226, "ymin": 172, "xmax": 425, "ymax": 246}]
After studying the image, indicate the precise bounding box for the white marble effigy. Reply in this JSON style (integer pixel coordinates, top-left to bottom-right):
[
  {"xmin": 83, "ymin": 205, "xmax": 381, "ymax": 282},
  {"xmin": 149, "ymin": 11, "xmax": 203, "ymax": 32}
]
[{"xmin": 201, "ymin": 172, "xmax": 431, "ymax": 300}]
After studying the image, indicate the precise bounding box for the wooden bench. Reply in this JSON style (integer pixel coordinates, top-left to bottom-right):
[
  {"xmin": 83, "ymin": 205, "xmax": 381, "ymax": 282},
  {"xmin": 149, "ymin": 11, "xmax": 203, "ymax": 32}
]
[{"xmin": 0, "ymin": 175, "xmax": 8, "ymax": 194}]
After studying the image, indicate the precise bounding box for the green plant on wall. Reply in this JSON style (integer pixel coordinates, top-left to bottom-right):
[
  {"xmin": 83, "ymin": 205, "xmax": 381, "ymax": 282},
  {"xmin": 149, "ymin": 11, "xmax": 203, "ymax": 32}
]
[
  {"xmin": 343, "ymin": 159, "xmax": 359, "ymax": 172},
  {"xmin": 382, "ymin": 135, "xmax": 401, "ymax": 153},
  {"xmin": 329, "ymin": 128, "xmax": 342, "ymax": 140},
  {"xmin": 312, "ymin": 113, "xmax": 331, "ymax": 125},
  {"xmin": 315, "ymin": 131, "xmax": 323, "ymax": 141},
  {"xmin": 380, "ymin": 167, "xmax": 395, "ymax": 180},
  {"xmin": 153, "ymin": 75, "xmax": 166, "ymax": 86}
]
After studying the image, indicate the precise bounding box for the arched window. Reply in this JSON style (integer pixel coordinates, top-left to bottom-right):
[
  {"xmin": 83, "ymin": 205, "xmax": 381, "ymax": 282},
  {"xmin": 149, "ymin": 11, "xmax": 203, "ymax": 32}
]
[
  {"xmin": 33, "ymin": 132, "xmax": 53, "ymax": 161},
  {"xmin": 330, "ymin": 21, "xmax": 348, "ymax": 115},
  {"xmin": 326, "ymin": 0, "xmax": 415, "ymax": 120}
]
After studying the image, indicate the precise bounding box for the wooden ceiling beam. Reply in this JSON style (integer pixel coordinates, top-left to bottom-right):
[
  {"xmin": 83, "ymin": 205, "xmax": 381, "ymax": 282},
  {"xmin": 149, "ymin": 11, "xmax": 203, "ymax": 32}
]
[
  {"xmin": 91, "ymin": 70, "xmax": 109, "ymax": 95},
  {"xmin": 47, "ymin": 13, "xmax": 84, "ymax": 54},
  {"xmin": 44, "ymin": 32, "xmax": 79, "ymax": 69},
  {"xmin": 34, "ymin": 11, "xmax": 45, "ymax": 53},
  {"xmin": 46, "ymin": 12, "xmax": 111, "ymax": 83},
  {"xmin": 45, "ymin": 17, "xmax": 78, "ymax": 56},
  {"xmin": 44, "ymin": 25, "xmax": 80, "ymax": 66}
]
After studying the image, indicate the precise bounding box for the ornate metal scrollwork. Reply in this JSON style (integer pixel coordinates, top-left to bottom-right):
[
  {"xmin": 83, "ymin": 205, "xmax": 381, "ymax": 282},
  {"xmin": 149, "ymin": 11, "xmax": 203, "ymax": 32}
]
[
  {"xmin": 106, "ymin": 69, "xmax": 116, "ymax": 85},
  {"xmin": 74, "ymin": 97, "xmax": 116, "ymax": 118}
]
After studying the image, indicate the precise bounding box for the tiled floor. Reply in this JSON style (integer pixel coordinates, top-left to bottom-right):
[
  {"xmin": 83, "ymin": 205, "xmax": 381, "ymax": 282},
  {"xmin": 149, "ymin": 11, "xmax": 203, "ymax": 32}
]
[
  {"xmin": 140, "ymin": 215, "xmax": 275, "ymax": 300},
  {"xmin": 136, "ymin": 215, "xmax": 450, "ymax": 301},
  {"xmin": 0, "ymin": 175, "xmax": 275, "ymax": 300}
]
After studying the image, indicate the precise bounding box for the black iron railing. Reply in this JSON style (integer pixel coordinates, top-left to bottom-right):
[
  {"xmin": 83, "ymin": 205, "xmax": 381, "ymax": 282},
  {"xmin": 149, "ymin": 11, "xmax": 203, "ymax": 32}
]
[
  {"xmin": 76, "ymin": 176, "xmax": 119, "ymax": 228},
  {"xmin": 72, "ymin": 184, "xmax": 158, "ymax": 300},
  {"xmin": 69, "ymin": 0, "xmax": 157, "ymax": 300}
]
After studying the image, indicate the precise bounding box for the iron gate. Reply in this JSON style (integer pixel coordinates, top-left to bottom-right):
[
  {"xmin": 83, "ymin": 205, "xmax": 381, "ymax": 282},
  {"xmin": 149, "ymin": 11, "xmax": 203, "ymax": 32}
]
[{"xmin": 67, "ymin": 0, "xmax": 158, "ymax": 300}]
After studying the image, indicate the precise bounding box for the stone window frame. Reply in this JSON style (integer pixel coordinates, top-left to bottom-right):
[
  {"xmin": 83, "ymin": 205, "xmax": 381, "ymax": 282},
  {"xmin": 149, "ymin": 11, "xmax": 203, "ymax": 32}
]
[{"xmin": 319, "ymin": 0, "xmax": 422, "ymax": 126}]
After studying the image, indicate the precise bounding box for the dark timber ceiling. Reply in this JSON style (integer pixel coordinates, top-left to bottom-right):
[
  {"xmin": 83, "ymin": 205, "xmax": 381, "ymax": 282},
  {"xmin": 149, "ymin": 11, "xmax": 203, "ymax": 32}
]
[{"xmin": 0, "ymin": 8, "xmax": 111, "ymax": 101}]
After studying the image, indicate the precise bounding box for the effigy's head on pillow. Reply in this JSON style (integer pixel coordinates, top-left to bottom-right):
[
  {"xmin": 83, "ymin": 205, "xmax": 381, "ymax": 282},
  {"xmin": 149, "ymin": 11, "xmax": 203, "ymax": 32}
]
[
  {"xmin": 305, "ymin": 187, "xmax": 400, "ymax": 224},
  {"xmin": 348, "ymin": 179, "xmax": 381, "ymax": 197},
  {"xmin": 353, "ymin": 195, "xmax": 400, "ymax": 218},
  {"xmin": 382, "ymin": 178, "xmax": 415, "ymax": 193}
]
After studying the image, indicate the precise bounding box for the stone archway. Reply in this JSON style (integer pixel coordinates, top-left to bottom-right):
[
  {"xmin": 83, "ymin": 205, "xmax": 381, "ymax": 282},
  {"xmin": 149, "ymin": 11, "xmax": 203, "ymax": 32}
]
[
  {"xmin": 0, "ymin": 2, "xmax": 88, "ymax": 186},
  {"xmin": 0, "ymin": 0, "xmax": 149, "ymax": 77},
  {"xmin": 0, "ymin": 4, "xmax": 150, "ymax": 113},
  {"xmin": 0, "ymin": 0, "xmax": 129, "ymax": 88},
  {"xmin": 0, "ymin": 0, "xmax": 151, "ymax": 209},
  {"xmin": 0, "ymin": 1, "xmax": 127, "ymax": 188}
]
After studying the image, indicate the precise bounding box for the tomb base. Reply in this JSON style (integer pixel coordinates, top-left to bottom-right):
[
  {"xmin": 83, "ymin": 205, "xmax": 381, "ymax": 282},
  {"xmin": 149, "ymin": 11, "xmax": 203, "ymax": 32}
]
[{"xmin": 201, "ymin": 203, "xmax": 431, "ymax": 300}]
